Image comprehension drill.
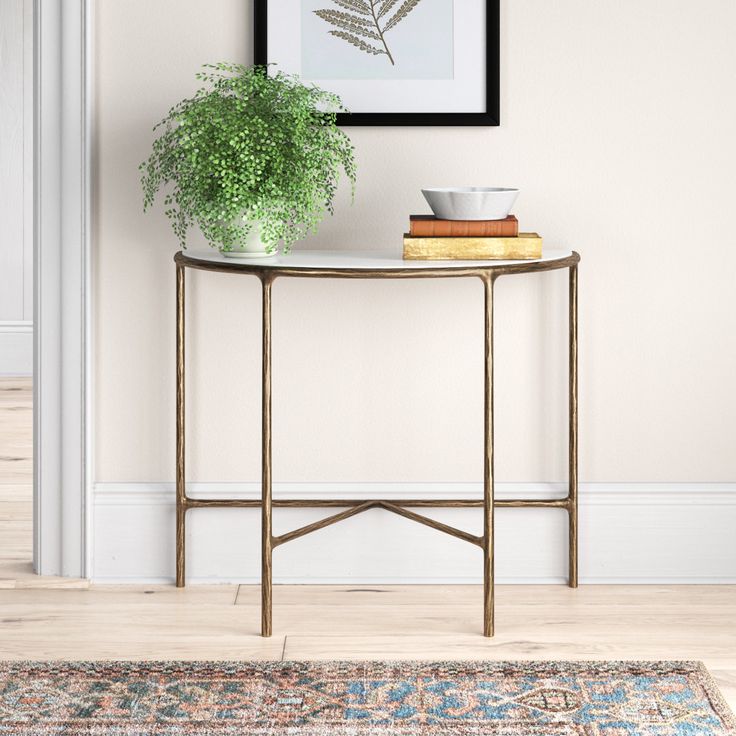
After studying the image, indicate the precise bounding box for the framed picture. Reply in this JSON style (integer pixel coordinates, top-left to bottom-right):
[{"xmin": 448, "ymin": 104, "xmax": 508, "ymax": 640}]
[{"xmin": 254, "ymin": 0, "xmax": 499, "ymax": 126}]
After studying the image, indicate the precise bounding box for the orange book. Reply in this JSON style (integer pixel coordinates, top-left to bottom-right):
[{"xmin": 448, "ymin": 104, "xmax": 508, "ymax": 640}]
[{"xmin": 409, "ymin": 214, "xmax": 519, "ymax": 238}]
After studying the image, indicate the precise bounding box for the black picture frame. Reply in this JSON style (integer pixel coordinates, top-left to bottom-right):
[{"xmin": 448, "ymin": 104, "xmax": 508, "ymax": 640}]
[{"xmin": 254, "ymin": 0, "xmax": 499, "ymax": 126}]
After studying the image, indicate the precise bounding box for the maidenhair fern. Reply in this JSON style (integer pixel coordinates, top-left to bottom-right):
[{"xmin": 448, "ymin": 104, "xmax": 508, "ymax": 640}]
[
  {"xmin": 315, "ymin": 0, "xmax": 426, "ymax": 65},
  {"xmin": 140, "ymin": 64, "xmax": 356, "ymax": 253}
]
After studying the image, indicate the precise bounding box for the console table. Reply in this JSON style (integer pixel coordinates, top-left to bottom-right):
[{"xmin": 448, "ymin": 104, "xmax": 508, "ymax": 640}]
[{"xmin": 174, "ymin": 248, "xmax": 580, "ymax": 637}]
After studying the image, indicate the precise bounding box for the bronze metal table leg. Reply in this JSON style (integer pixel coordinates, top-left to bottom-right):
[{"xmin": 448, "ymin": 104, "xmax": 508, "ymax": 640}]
[
  {"xmin": 175, "ymin": 263, "xmax": 186, "ymax": 588},
  {"xmin": 172, "ymin": 251, "xmax": 580, "ymax": 634},
  {"xmin": 568, "ymin": 264, "xmax": 579, "ymax": 588},
  {"xmin": 483, "ymin": 274, "xmax": 495, "ymax": 637},
  {"xmin": 261, "ymin": 274, "xmax": 274, "ymax": 637}
]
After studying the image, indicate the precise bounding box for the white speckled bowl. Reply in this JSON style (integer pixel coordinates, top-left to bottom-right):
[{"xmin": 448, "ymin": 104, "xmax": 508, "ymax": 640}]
[{"xmin": 421, "ymin": 187, "xmax": 520, "ymax": 221}]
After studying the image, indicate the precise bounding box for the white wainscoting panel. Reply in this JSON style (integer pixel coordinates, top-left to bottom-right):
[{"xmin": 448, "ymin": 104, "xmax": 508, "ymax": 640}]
[
  {"xmin": 0, "ymin": 0, "xmax": 33, "ymax": 339},
  {"xmin": 0, "ymin": 321, "xmax": 33, "ymax": 375},
  {"xmin": 91, "ymin": 483, "xmax": 736, "ymax": 584}
]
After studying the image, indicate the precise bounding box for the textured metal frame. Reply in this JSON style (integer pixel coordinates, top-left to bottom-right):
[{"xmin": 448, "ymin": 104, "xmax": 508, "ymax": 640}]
[{"xmin": 174, "ymin": 251, "xmax": 580, "ymax": 638}]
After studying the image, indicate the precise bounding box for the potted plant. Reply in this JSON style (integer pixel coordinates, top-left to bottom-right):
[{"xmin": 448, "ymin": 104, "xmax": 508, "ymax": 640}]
[{"xmin": 141, "ymin": 63, "xmax": 356, "ymax": 257}]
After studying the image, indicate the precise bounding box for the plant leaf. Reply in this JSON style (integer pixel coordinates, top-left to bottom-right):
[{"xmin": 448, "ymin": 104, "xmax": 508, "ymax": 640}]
[
  {"xmin": 328, "ymin": 30, "xmax": 385, "ymax": 56},
  {"xmin": 329, "ymin": 0, "xmax": 373, "ymax": 16},
  {"xmin": 139, "ymin": 64, "xmax": 355, "ymax": 253},
  {"xmin": 314, "ymin": 9, "xmax": 381, "ymax": 40},
  {"xmin": 383, "ymin": 0, "xmax": 424, "ymax": 32},
  {"xmin": 377, "ymin": 0, "xmax": 400, "ymax": 20},
  {"xmin": 316, "ymin": 8, "xmax": 373, "ymax": 27}
]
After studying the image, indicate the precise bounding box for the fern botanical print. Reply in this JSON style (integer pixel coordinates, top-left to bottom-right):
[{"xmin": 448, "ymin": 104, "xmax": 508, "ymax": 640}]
[{"xmin": 315, "ymin": 0, "xmax": 426, "ymax": 66}]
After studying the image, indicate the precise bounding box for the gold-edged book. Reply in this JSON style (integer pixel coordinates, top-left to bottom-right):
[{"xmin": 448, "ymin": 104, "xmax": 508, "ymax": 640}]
[{"xmin": 403, "ymin": 233, "xmax": 542, "ymax": 260}]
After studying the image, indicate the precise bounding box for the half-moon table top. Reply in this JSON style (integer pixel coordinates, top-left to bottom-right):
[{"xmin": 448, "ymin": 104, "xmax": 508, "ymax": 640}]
[{"xmin": 175, "ymin": 248, "xmax": 578, "ymax": 277}]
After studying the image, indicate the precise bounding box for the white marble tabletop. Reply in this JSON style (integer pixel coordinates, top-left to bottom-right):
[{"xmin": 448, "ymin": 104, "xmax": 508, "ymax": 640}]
[{"xmin": 180, "ymin": 248, "xmax": 574, "ymax": 271}]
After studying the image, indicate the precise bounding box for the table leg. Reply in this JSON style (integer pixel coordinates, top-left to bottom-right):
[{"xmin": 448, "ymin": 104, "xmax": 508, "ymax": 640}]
[
  {"xmin": 175, "ymin": 263, "xmax": 186, "ymax": 588},
  {"xmin": 568, "ymin": 264, "xmax": 579, "ymax": 588},
  {"xmin": 261, "ymin": 275, "xmax": 274, "ymax": 637},
  {"xmin": 483, "ymin": 275, "xmax": 495, "ymax": 637}
]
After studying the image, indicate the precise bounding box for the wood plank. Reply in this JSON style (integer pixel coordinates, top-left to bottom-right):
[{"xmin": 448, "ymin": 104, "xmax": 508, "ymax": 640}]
[
  {"xmin": 241, "ymin": 607, "xmax": 736, "ymax": 637},
  {"xmin": 0, "ymin": 584, "xmax": 283, "ymax": 660},
  {"xmin": 0, "ymin": 485, "xmax": 32, "ymax": 565},
  {"xmin": 0, "ymin": 378, "xmax": 32, "ymax": 579},
  {"xmin": 0, "ymin": 378, "xmax": 32, "ymax": 485},
  {"xmin": 281, "ymin": 635, "xmax": 736, "ymax": 667},
  {"xmin": 0, "ymin": 584, "xmax": 239, "ymax": 605},
  {"xmin": 0, "ymin": 637, "xmax": 286, "ymax": 661},
  {"xmin": 236, "ymin": 584, "xmax": 736, "ymax": 609},
  {"xmin": 711, "ymin": 670, "xmax": 736, "ymax": 713},
  {"xmin": 0, "ymin": 562, "xmax": 89, "ymax": 589}
]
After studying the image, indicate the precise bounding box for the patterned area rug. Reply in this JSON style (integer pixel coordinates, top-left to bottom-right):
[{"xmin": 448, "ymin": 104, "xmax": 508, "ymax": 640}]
[{"xmin": 0, "ymin": 660, "xmax": 733, "ymax": 735}]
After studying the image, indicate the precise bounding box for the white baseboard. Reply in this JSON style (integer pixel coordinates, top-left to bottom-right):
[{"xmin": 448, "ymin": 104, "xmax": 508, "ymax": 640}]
[
  {"xmin": 91, "ymin": 482, "xmax": 736, "ymax": 584},
  {"xmin": 0, "ymin": 321, "xmax": 32, "ymax": 375}
]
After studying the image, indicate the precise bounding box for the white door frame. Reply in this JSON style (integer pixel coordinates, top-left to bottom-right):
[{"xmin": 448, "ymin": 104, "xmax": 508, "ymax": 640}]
[{"xmin": 33, "ymin": 0, "xmax": 91, "ymax": 577}]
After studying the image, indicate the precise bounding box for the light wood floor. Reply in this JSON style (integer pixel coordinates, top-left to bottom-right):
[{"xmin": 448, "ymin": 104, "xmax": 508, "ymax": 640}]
[
  {"xmin": 0, "ymin": 377, "xmax": 33, "ymax": 580},
  {"xmin": 0, "ymin": 378, "xmax": 88, "ymax": 588},
  {"xmin": 0, "ymin": 378, "xmax": 734, "ymax": 713}
]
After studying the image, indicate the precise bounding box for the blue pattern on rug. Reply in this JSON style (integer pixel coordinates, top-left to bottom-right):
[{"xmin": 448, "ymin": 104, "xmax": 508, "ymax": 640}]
[{"xmin": 0, "ymin": 660, "xmax": 733, "ymax": 735}]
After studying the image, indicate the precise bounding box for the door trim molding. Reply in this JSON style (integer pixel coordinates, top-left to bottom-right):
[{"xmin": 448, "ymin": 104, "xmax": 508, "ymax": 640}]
[{"xmin": 33, "ymin": 0, "xmax": 91, "ymax": 577}]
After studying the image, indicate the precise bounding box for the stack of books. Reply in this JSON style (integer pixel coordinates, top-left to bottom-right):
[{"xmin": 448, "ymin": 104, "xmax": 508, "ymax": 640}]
[{"xmin": 402, "ymin": 215, "xmax": 542, "ymax": 260}]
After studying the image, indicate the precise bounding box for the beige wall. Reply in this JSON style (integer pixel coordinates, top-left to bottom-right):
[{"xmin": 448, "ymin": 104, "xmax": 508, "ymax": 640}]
[{"xmin": 95, "ymin": 0, "xmax": 736, "ymax": 485}]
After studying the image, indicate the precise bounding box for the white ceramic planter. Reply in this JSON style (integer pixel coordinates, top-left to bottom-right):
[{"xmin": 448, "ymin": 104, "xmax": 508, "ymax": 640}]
[
  {"xmin": 421, "ymin": 187, "xmax": 520, "ymax": 221},
  {"xmin": 220, "ymin": 221, "xmax": 275, "ymax": 258}
]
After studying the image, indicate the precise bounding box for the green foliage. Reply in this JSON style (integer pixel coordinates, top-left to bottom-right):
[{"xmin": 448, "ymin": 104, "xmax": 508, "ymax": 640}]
[{"xmin": 140, "ymin": 63, "xmax": 356, "ymax": 253}]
